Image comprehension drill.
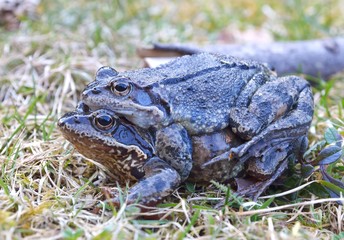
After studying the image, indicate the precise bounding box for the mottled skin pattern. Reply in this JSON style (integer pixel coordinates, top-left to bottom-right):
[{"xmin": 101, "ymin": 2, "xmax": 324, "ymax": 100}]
[
  {"xmin": 58, "ymin": 107, "xmax": 242, "ymax": 205},
  {"xmin": 59, "ymin": 106, "xmax": 301, "ymax": 205},
  {"xmin": 58, "ymin": 109, "xmax": 153, "ymax": 184},
  {"xmin": 82, "ymin": 53, "xmax": 274, "ymax": 135},
  {"xmin": 81, "ymin": 53, "xmax": 314, "ymax": 182}
]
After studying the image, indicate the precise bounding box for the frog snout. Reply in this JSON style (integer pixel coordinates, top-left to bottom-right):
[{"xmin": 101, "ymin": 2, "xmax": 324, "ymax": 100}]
[
  {"xmin": 58, "ymin": 112, "xmax": 81, "ymax": 128},
  {"xmin": 57, "ymin": 118, "xmax": 65, "ymax": 127},
  {"xmin": 82, "ymin": 88, "xmax": 101, "ymax": 99}
]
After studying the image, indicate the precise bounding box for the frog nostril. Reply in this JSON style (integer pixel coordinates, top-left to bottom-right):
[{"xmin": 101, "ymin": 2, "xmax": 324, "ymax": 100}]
[
  {"xmin": 74, "ymin": 116, "xmax": 81, "ymax": 123},
  {"xmin": 82, "ymin": 104, "xmax": 90, "ymax": 112},
  {"xmin": 91, "ymin": 87, "xmax": 101, "ymax": 94}
]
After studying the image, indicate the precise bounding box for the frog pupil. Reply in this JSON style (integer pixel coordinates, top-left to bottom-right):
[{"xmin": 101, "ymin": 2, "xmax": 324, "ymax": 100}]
[
  {"xmin": 97, "ymin": 115, "xmax": 113, "ymax": 127},
  {"xmin": 115, "ymin": 83, "xmax": 128, "ymax": 92}
]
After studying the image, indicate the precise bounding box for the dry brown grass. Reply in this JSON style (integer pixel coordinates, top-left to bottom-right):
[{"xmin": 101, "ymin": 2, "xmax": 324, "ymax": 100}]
[{"xmin": 1, "ymin": 0, "xmax": 344, "ymax": 239}]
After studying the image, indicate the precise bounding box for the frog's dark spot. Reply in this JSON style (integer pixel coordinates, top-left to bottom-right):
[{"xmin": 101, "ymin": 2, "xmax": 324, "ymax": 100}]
[
  {"xmin": 117, "ymin": 148, "xmax": 128, "ymax": 157},
  {"xmin": 186, "ymin": 86, "xmax": 194, "ymax": 92},
  {"xmin": 162, "ymin": 66, "xmax": 222, "ymax": 85},
  {"xmin": 165, "ymin": 146, "xmax": 175, "ymax": 155},
  {"xmin": 130, "ymin": 167, "xmax": 144, "ymax": 179},
  {"xmin": 239, "ymin": 63, "xmax": 249, "ymax": 70},
  {"xmin": 80, "ymin": 103, "xmax": 90, "ymax": 113}
]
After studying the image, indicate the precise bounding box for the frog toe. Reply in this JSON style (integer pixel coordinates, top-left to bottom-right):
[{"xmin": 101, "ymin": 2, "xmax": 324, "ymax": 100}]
[{"xmin": 237, "ymin": 157, "xmax": 290, "ymax": 201}]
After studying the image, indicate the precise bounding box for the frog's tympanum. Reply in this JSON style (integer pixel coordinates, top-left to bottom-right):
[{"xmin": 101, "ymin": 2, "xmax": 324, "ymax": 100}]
[{"xmin": 59, "ymin": 53, "xmax": 314, "ymax": 205}]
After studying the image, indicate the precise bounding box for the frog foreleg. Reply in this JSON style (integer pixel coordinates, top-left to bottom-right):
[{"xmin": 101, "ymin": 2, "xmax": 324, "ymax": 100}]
[
  {"xmin": 155, "ymin": 123, "xmax": 193, "ymax": 181},
  {"xmin": 117, "ymin": 157, "xmax": 181, "ymax": 206},
  {"xmin": 113, "ymin": 123, "xmax": 193, "ymax": 206}
]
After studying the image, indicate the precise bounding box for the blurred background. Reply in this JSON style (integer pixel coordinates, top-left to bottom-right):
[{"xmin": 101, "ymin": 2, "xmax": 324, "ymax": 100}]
[
  {"xmin": 1, "ymin": 1, "xmax": 343, "ymax": 238},
  {"xmin": 1, "ymin": 0, "xmax": 343, "ymax": 114}
]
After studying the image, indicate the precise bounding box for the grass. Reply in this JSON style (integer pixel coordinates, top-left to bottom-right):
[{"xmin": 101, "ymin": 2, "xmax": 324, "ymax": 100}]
[{"xmin": 0, "ymin": 0, "xmax": 344, "ymax": 239}]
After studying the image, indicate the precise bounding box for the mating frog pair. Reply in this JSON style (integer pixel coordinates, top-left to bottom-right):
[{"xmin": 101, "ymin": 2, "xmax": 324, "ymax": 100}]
[{"xmin": 58, "ymin": 53, "xmax": 314, "ymax": 205}]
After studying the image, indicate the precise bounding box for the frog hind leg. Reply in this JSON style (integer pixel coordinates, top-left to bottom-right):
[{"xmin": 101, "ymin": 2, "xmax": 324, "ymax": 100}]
[
  {"xmin": 204, "ymin": 85, "xmax": 312, "ymax": 168},
  {"xmin": 113, "ymin": 157, "xmax": 182, "ymax": 206},
  {"xmin": 231, "ymin": 83, "xmax": 313, "ymax": 160},
  {"xmin": 229, "ymin": 76, "xmax": 312, "ymax": 140}
]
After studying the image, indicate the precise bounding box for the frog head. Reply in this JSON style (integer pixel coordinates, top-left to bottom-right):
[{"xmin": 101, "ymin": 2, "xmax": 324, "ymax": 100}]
[
  {"xmin": 82, "ymin": 67, "xmax": 169, "ymax": 129},
  {"xmin": 57, "ymin": 105, "xmax": 154, "ymax": 182}
]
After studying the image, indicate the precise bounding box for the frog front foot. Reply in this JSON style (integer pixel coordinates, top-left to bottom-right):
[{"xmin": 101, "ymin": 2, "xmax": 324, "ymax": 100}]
[{"xmin": 110, "ymin": 157, "xmax": 181, "ymax": 206}]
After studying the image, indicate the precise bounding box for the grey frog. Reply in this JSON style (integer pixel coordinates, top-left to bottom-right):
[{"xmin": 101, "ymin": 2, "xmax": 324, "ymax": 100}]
[{"xmin": 81, "ymin": 53, "xmax": 314, "ymax": 176}]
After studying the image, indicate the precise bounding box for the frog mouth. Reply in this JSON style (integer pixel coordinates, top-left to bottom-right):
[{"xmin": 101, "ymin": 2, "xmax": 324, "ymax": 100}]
[{"xmin": 75, "ymin": 101, "xmax": 134, "ymax": 125}]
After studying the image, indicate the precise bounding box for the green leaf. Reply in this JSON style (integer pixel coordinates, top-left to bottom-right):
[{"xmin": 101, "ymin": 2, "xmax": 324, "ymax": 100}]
[
  {"xmin": 318, "ymin": 166, "xmax": 344, "ymax": 200},
  {"xmin": 259, "ymin": 197, "xmax": 275, "ymax": 209},
  {"xmin": 332, "ymin": 232, "xmax": 344, "ymax": 240},
  {"xmin": 93, "ymin": 230, "xmax": 112, "ymax": 240},
  {"xmin": 0, "ymin": 178, "xmax": 10, "ymax": 195},
  {"xmin": 303, "ymin": 140, "xmax": 326, "ymax": 158},
  {"xmin": 306, "ymin": 182, "xmax": 330, "ymax": 198},
  {"xmin": 185, "ymin": 182, "xmax": 196, "ymax": 193},
  {"xmin": 324, "ymin": 127, "xmax": 342, "ymax": 147},
  {"xmin": 131, "ymin": 219, "xmax": 169, "ymax": 225},
  {"xmin": 301, "ymin": 164, "xmax": 315, "ymax": 178},
  {"xmin": 63, "ymin": 227, "xmax": 84, "ymax": 240},
  {"xmin": 317, "ymin": 180, "xmax": 344, "ymax": 198},
  {"xmin": 316, "ymin": 145, "xmax": 342, "ymax": 165},
  {"xmin": 320, "ymin": 166, "xmax": 344, "ymax": 190},
  {"xmin": 179, "ymin": 209, "xmax": 200, "ymax": 239}
]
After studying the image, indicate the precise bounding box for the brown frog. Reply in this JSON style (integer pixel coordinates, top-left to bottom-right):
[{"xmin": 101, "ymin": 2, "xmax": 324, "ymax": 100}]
[{"xmin": 58, "ymin": 103, "xmax": 305, "ymax": 205}]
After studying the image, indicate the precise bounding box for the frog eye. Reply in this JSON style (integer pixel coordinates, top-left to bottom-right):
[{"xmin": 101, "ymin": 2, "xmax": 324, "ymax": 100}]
[
  {"xmin": 111, "ymin": 79, "xmax": 132, "ymax": 96},
  {"xmin": 94, "ymin": 114, "xmax": 115, "ymax": 130}
]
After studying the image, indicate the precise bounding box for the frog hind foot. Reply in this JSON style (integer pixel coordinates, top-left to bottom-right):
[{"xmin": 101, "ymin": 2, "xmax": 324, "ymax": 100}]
[
  {"xmin": 111, "ymin": 157, "xmax": 181, "ymax": 206},
  {"xmin": 202, "ymin": 151, "xmax": 230, "ymax": 167},
  {"xmin": 237, "ymin": 158, "xmax": 289, "ymax": 201}
]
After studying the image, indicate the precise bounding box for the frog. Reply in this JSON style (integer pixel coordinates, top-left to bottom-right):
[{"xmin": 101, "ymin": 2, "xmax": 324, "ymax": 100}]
[
  {"xmin": 81, "ymin": 53, "xmax": 314, "ymax": 179},
  {"xmin": 58, "ymin": 103, "xmax": 307, "ymax": 205}
]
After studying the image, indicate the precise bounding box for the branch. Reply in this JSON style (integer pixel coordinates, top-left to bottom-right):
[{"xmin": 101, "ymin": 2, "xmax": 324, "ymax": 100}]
[{"xmin": 137, "ymin": 38, "xmax": 344, "ymax": 80}]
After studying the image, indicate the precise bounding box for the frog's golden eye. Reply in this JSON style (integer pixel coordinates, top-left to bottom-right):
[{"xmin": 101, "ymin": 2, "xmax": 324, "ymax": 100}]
[
  {"xmin": 111, "ymin": 80, "xmax": 132, "ymax": 96},
  {"xmin": 94, "ymin": 114, "xmax": 115, "ymax": 130}
]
